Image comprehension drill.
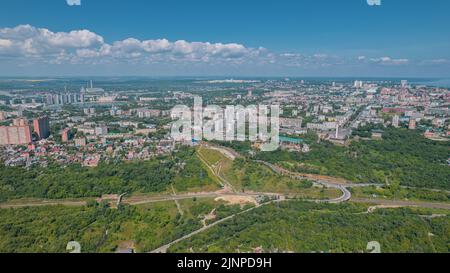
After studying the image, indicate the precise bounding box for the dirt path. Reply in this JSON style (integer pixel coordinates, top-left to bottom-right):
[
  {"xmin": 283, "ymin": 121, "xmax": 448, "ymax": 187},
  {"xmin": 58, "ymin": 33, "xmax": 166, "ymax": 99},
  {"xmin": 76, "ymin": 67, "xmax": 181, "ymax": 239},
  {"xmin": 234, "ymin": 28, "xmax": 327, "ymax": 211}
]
[
  {"xmin": 352, "ymin": 198, "xmax": 450, "ymax": 210},
  {"xmin": 150, "ymin": 200, "xmax": 277, "ymax": 253},
  {"xmin": 171, "ymin": 185, "xmax": 184, "ymax": 216},
  {"xmin": 0, "ymin": 200, "xmax": 87, "ymax": 209},
  {"xmin": 196, "ymin": 147, "xmax": 236, "ymax": 193}
]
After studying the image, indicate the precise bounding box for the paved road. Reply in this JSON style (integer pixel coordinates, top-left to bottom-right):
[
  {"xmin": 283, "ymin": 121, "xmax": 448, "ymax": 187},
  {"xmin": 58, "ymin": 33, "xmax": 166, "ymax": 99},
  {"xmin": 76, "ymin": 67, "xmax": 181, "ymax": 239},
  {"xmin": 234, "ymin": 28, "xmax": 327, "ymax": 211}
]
[
  {"xmin": 255, "ymin": 160, "xmax": 353, "ymax": 202},
  {"xmin": 2, "ymin": 145, "xmax": 449, "ymax": 254},
  {"xmin": 123, "ymin": 192, "xmax": 274, "ymax": 206},
  {"xmin": 149, "ymin": 155, "xmax": 449, "ymax": 253},
  {"xmin": 2, "ymin": 144, "xmax": 449, "ymax": 254},
  {"xmin": 316, "ymin": 185, "xmax": 352, "ymax": 204},
  {"xmin": 0, "ymin": 191, "xmax": 277, "ymax": 208},
  {"xmin": 149, "ymin": 152, "xmax": 356, "ymax": 253},
  {"xmin": 151, "ymin": 200, "xmax": 280, "ymax": 253}
]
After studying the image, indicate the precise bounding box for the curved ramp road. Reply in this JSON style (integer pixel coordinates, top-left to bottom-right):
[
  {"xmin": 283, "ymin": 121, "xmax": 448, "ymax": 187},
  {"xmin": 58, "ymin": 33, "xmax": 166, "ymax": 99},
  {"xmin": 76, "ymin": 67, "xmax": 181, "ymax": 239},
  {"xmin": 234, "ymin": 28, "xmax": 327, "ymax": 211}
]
[
  {"xmin": 149, "ymin": 152, "xmax": 355, "ymax": 253},
  {"xmin": 254, "ymin": 160, "xmax": 353, "ymax": 202},
  {"xmin": 1, "ymin": 143, "xmax": 449, "ymax": 253}
]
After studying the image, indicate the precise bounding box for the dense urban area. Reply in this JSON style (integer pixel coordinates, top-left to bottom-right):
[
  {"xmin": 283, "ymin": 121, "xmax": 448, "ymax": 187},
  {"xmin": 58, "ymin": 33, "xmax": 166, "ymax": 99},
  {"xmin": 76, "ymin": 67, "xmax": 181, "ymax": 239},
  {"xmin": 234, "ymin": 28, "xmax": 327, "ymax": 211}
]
[{"xmin": 0, "ymin": 77, "xmax": 449, "ymax": 253}]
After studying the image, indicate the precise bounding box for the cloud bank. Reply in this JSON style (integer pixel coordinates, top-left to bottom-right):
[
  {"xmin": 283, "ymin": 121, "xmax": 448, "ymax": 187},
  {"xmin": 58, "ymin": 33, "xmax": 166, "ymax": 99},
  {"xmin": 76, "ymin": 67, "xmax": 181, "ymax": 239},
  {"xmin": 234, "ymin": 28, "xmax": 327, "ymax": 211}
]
[
  {"xmin": 0, "ymin": 25, "xmax": 448, "ymax": 76},
  {"xmin": 0, "ymin": 25, "xmax": 269, "ymax": 66}
]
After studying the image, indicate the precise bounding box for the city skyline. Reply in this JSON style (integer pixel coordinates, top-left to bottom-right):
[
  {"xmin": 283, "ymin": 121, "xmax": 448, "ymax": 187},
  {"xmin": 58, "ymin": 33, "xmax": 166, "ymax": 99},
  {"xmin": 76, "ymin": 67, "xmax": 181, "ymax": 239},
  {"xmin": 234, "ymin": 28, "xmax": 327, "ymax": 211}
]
[{"xmin": 0, "ymin": 0, "xmax": 449, "ymax": 77}]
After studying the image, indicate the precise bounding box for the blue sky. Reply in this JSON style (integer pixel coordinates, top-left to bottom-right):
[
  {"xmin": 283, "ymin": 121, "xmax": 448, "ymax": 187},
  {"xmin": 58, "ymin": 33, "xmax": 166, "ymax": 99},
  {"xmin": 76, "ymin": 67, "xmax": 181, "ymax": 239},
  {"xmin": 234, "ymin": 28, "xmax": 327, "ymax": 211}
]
[{"xmin": 0, "ymin": 0, "xmax": 449, "ymax": 77}]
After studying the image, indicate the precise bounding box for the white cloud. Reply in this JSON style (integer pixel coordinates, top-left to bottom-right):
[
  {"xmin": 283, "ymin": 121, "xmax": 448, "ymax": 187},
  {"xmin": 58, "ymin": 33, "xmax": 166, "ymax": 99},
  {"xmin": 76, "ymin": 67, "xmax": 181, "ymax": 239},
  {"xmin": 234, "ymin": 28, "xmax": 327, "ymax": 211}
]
[
  {"xmin": 66, "ymin": 0, "xmax": 81, "ymax": 6},
  {"xmin": 0, "ymin": 25, "xmax": 103, "ymax": 58},
  {"xmin": 0, "ymin": 25, "xmax": 269, "ymax": 65},
  {"xmin": 313, "ymin": 53, "xmax": 328, "ymax": 59},
  {"xmin": 2, "ymin": 24, "xmax": 447, "ymax": 74},
  {"xmin": 366, "ymin": 56, "xmax": 409, "ymax": 65},
  {"xmin": 0, "ymin": 39, "xmax": 12, "ymax": 48}
]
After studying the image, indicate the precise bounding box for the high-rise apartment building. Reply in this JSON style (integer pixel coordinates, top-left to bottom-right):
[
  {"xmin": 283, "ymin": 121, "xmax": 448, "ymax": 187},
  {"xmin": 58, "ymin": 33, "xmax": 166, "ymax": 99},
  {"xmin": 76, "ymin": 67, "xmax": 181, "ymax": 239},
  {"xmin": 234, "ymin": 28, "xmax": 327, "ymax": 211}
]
[
  {"xmin": 354, "ymin": 80, "xmax": 363, "ymax": 88},
  {"xmin": 33, "ymin": 116, "xmax": 50, "ymax": 140},
  {"xmin": 0, "ymin": 119, "xmax": 32, "ymax": 145}
]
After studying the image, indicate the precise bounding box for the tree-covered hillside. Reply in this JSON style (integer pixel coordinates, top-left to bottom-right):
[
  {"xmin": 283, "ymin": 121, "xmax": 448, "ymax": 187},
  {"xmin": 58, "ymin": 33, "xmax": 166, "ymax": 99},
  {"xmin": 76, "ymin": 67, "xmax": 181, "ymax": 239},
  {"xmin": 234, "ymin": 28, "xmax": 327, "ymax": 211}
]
[
  {"xmin": 256, "ymin": 128, "xmax": 450, "ymax": 190},
  {"xmin": 169, "ymin": 201, "xmax": 450, "ymax": 253}
]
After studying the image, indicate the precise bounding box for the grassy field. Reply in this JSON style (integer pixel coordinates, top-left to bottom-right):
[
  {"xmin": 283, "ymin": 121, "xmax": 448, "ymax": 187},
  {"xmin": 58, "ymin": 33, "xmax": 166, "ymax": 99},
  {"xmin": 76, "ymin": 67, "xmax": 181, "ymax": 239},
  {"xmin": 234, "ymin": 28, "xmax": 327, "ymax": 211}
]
[
  {"xmin": 197, "ymin": 146, "xmax": 226, "ymax": 166},
  {"xmin": 224, "ymin": 158, "xmax": 341, "ymax": 199},
  {"xmin": 171, "ymin": 148, "xmax": 222, "ymax": 193},
  {"xmin": 197, "ymin": 146, "xmax": 342, "ymax": 199}
]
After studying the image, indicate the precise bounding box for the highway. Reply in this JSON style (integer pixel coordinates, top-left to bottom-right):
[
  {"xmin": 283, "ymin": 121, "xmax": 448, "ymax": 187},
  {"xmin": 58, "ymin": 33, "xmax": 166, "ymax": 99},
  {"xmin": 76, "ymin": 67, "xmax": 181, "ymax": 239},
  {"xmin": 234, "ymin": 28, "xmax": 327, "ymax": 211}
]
[
  {"xmin": 148, "ymin": 153, "xmax": 448, "ymax": 253},
  {"xmin": 1, "ymin": 144, "xmax": 448, "ymax": 253},
  {"xmin": 149, "ymin": 150, "xmax": 356, "ymax": 253},
  {"xmin": 123, "ymin": 192, "xmax": 277, "ymax": 206}
]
